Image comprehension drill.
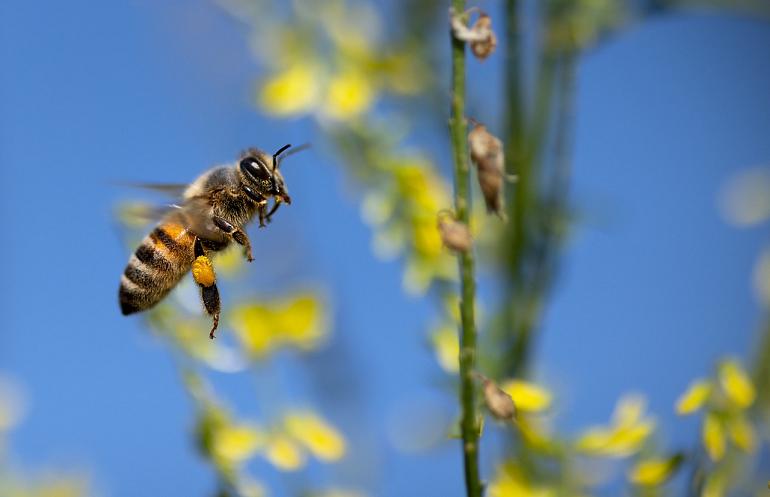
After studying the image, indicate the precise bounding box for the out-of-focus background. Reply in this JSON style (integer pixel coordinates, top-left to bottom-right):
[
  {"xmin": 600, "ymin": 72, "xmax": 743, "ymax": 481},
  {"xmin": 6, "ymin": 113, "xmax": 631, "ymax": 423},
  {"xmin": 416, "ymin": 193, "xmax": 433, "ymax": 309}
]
[{"xmin": 1, "ymin": 1, "xmax": 769, "ymax": 496}]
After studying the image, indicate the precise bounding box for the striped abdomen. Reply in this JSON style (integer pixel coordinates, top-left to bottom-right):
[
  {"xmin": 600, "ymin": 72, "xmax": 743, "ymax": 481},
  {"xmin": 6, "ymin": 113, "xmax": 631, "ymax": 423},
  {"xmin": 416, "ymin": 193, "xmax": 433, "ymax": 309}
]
[{"xmin": 119, "ymin": 222, "xmax": 197, "ymax": 315}]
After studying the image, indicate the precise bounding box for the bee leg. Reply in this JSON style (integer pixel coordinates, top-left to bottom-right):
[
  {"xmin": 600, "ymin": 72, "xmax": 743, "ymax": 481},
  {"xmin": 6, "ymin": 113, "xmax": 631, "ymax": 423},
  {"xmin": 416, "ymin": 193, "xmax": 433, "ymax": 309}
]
[
  {"xmin": 212, "ymin": 216, "xmax": 254, "ymax": 262},
  {"xmin": 201, "ymin": 285, "xmax": 221, "ymax": 340},
  {"xmin": 193, "ymin": 238, "xmax": 222, "ymax": 339},
  {"xmin": 257, "ymin": 202, "xmax": 269, "ymax": 228},
  {"xmin": 265, "ymin": 198, "xmax": 282, "ymax": 224}
]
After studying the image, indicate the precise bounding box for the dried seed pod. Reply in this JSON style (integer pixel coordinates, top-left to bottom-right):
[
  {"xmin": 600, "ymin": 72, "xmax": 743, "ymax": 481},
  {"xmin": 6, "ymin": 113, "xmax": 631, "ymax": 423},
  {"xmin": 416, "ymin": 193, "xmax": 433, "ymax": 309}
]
[
  {"xmin": 449, "ymin": 8, "xmax": 497, "ymax": 60},
  {"xmin": 469, "ymin": 14, "xmax": 497, "ymax": 60},
  {"xmin": 437, "ymin": 212, "xmax": 472, "ymax": 253},
  {"xmin": 476, "ymin": 373, "xmax": 517, "ymax": 421},
  {"xmin": 468, "ymin": 122, "xmax": 506, "ymax": 218}
]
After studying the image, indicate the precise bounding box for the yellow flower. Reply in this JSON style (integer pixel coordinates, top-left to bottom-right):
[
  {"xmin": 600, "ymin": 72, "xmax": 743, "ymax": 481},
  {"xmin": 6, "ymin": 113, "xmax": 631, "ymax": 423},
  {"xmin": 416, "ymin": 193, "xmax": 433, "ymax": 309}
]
[
  {"xmin": 628, "ymin": 455, "xmax": 682, "ymax": 486},
  {"xmin": 284, "ymin": 410, "xmax": 346, "ymax": 461},
  {"xmin": 274, "ymin": 294, "xmax": 327, "ymax": 350},
  {"xmin": 702, "ymin": 472, "xmax": 727, "ymax": 497},
  {"xmin": 212, "ymin": 423, "xmax": 264, "ymax": 464},
  {"xmin": 499, "ymin": 380, "xmax": 552, "ymax": 413},
  {"xmin": 676, "ymin": 379, "xmax": 712, "ymax": 415},
  {"xmin": 314, "ymin": 490, "xmax": 367, "ymax": 497},
  {"xmin": 726, "ymin": 414, "xmax": 756, "ymax": 452},
  {"xmin": 259, "ymin": 64, "xmax": 321, "ymax": 116},
  {"xmin": 613, "ymin": 394, "xmax": 646, "ymax": 427},
  {"xmin": 488, "ymin": 462, "xmax": 556, "ymax": 497},
  {"xmin": 322, "ymin": 69, "xmax": 375, "ymax": 120},
  {"xmin": 718, "ymin": 359, "xmax": 755, "ymax": 409},
  {"xmin": 230, "ymin": 293, "xmax": 327, "ymax": 357},
  {"xmin": 516, "ymin": 417, "xmax": 554, "ymax": 452},
  {"xmin": 264, "ymin": 433, "xmax": 306, "ymax": 471},
  {"xmin": 431, "ymin": 324, "xmax": 459, "ymax": 373},
  {"xmin": 575, "ymin": 395, "xmax": 655, "ymax": 457},
  {"xmin": 702, "ymin": 413, "xmax": 725, "ymax": 461}
]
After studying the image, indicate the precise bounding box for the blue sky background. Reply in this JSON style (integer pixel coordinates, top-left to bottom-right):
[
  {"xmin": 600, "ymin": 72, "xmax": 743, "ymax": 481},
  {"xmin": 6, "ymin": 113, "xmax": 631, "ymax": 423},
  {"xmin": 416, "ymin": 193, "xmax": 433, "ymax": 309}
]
[{"xmin": 1, "ymin": 1, "xmax": 769, "ymax": 496}]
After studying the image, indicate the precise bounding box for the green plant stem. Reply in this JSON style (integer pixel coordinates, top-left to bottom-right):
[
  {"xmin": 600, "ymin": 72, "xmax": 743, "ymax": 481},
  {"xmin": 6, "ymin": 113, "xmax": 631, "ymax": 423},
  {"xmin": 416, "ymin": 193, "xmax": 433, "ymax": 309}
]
[{"xmin": 449, "ymin": 1, "xmax": 481, "ymax": 497}]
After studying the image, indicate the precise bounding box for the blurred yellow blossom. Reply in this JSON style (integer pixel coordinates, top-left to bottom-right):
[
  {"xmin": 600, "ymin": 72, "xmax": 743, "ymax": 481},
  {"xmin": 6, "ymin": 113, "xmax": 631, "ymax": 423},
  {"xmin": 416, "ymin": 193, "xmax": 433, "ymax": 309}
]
[
  {"xmin": 718, "ymin": 359, "xmax": 755, "ymax": 409},
  {"xmin": 0, "ymin": 374, "xmax": 25, "ymax": 434},
  {"xmin": 168, "ymin": 318, "xmax": 246, "ymax": 373},
  {"xmin": 264, "ymin": 433, "xmax": 306, "ymax": 471},
  {"xmin": 675, "ymin": 379, "xmax": 712, "ymax": 415},
  {"xmin": 702, "ymin": 472, "xmax": 727, "ymax": 497},
  {"xmin": 499, "ymin": 380, "xmax": 552, "ymax": 413},
  {"xmin": 576, "ymin": 395, "xmax": 655, "ymax": 457},
  {"xmin": 323, "ymin": 70, "xmax": 375, "ymax": 120},
  {"xmin": 431, "ymin": 324, "xmax": 459, "ymax": 373},
  {"xmin": 726, "ymin": 414, "xmax": 755, "ymax": 452},
  {"xmin": 0, "ymin": 477, "xmax": 89, "ymax": 497},
  {"xmin": 236, "ymin": 476, "xmax": 267, "ymax": 497},
  {"xmin": 717, "ymin": 167, "xmax": 770, "ymax": 227},
  {"xmin": 488, "ymin": 461, "xmax": 556, "ymax": 497},
  {"xmin": 516, "ymin": 417, "xmax": 556, "ymax": 452},
  {"xmin": 313, "ymin": 490, "xmax": 367, "ymax": 497},
  {"xmin": 628, "ymin": 454, "xmax": 683, "ymax": 486},
  {"xmin": 258, "ymin": 64, "xmax": 322, "ymax": 116},
  {"xmin": 230, "ymin": 292, "xmax": 327, "ymax": 357},
  {"xmin": 702, "ymin": 413, "xmax": 726, "ymax": 462},
  {"xmin": 284, "ymin": 410, "xmax": 347, "ymax": 461},
  {"xmin": 212, "ymin": 423, "xmax": 264, "ymax": 464}
]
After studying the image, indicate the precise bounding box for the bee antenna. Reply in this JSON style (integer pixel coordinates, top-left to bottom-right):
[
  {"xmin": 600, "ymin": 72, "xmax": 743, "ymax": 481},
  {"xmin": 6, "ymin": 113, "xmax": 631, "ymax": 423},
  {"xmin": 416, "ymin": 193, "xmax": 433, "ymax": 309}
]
[
  {"xmin": 272, "ymin": 144, "xmax": 292, "ymax": 169},
  {"xmin": 275, "ymin": 142, "xmax": 311, "ymax": 168}
]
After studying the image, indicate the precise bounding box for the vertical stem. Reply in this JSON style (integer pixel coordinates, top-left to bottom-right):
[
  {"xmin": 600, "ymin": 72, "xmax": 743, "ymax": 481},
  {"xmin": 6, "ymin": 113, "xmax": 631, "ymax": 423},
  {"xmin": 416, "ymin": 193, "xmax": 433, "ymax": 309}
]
[{"xmin": 449, "ymin": 2, "xmax": 481, "ymax": 497}]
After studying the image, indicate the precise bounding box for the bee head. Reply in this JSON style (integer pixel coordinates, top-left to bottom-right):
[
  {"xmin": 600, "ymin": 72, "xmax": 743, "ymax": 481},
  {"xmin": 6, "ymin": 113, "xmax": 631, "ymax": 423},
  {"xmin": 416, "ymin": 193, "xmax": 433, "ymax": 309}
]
[{"xmin": 238, "ymin": 146, "xmax": 292, "ymax": 204}]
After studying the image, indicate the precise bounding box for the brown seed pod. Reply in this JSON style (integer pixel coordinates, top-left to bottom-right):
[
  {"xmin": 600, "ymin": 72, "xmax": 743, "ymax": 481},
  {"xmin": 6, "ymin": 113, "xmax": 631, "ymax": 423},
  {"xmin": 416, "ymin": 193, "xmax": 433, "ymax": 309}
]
[
  {"xmin": 469, "ymin": 14, "xmax": 497, "ymax": 60},
  {"xmin": 449, "ymin": 8, "xmax": 497, "ymax": 60},
  {"xmin": 437, "ymin": 212, "xmax": 472, "ymax": 253},
  {"xmin": 468, "ymin": 122, "xmax": 506, "ymax": 218},
  {"xmin": 476, "ymin": 373, "xmax": 517, "ymax": 421}
]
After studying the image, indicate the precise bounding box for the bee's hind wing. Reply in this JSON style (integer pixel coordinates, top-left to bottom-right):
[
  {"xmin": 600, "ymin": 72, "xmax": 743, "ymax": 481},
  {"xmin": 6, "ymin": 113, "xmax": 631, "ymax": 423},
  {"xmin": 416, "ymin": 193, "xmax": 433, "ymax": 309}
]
[{"xmin": 117, "ymin": 182, "xmax": 189, "ymax": 198}]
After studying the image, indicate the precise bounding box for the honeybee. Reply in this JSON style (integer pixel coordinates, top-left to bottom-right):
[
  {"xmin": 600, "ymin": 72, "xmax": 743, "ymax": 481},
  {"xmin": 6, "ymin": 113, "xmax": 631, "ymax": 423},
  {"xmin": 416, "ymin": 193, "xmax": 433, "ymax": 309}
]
[{"xmin": 119, "ymin": 144, "xmax": 298, "ymax": 339}]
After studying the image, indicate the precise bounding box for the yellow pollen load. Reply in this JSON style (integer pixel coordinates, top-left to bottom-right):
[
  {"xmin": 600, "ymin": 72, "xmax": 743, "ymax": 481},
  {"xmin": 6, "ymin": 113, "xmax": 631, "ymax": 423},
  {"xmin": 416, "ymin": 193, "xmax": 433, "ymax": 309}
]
[{"xmin": 192, "ymin": 256, "xmax": 216, "ymax": 287}]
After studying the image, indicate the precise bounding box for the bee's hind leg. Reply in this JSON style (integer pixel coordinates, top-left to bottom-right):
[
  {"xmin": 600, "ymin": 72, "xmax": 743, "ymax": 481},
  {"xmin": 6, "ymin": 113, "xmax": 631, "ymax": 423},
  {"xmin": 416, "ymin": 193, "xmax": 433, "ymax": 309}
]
[
  {"xmin": 212, "ymin": 216, "xmax": 254, "ymax": 262},
  {"xmin": 193, "ymin": 238, "xmax": 221, "ymax": 339},
  {"xmin": 201, "ymin": 285, "xmax": 220, "ymax": 339}
]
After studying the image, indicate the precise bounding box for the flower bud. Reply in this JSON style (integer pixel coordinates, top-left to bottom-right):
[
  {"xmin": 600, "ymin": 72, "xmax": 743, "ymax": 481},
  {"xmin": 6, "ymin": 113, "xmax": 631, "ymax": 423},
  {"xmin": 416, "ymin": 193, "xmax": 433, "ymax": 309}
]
[
  {"xmin": 449, "ymin": 9, "xmax": 497, "ymax": 60},
  {"xmin": 469, "ymin": 14, "xmax": 497, "ymax": 60},
  {"xmin": 437, "ymin": 212, "xmax": 472, "ymax": 253},
  {"xmin": 477, "ymin": 373, "xmax": 517, "ymax": 421},
  {"xmin": 468, "ymin": 122, "xmax": 506, "ymax": 218}
]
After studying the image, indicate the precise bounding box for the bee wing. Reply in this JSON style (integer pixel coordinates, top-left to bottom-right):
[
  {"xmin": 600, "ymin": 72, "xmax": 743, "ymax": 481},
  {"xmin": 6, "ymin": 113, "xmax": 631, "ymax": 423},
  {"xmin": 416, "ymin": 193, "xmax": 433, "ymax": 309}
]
[
  {"xmin": 118, "ymin": 182, "xmax": 189, "ymax": 198},
  {"xmin": 116, "ymin": 201, "xmax": 184, "ymax": 227}
]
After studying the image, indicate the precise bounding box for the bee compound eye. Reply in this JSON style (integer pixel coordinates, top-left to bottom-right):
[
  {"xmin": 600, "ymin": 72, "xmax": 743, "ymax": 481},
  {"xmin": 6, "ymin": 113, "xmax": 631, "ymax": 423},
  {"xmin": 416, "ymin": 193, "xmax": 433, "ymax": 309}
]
[{"xmin": 240, "ymin": 157, "xmax": 271, "ymax": 182}]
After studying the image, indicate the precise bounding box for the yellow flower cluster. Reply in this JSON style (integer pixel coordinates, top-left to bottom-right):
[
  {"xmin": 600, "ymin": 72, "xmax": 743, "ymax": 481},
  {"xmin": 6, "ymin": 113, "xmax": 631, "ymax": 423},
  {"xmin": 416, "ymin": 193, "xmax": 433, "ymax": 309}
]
[
  {"xmin": 487, "ymin": 461, "xmax": 557, "ymax": 497},
  {"xmin": 675, "ymin": 359, "xmax": 757, "ymax": 462},
  {"xmin": 362, "ymin": 159, "xmax": 456, "ymax": 294},
  {"xmin": 254, "ymin": 1, "xmax": 425, "ymax": 122},
  {"xmin": 203, "ymin": 408, "xmax": 347, "ymax": 474},
  {"xmin": 230, "ymin": 292, "xmax": 328, "ymax": 357},
  {"xmin": 546, "ymin": 0, "xmax": 625, "ymax": 51},
  {"xmin": 575, "ymin": 394, "xmax": 655, "ymax": 457},
  {"xmin": 627, "ymin": 453, "xmax": 683, "ymax": 487},
  {"xmin": 0, "ymin": 477, "xmax": 89, "ymax": 497}
]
